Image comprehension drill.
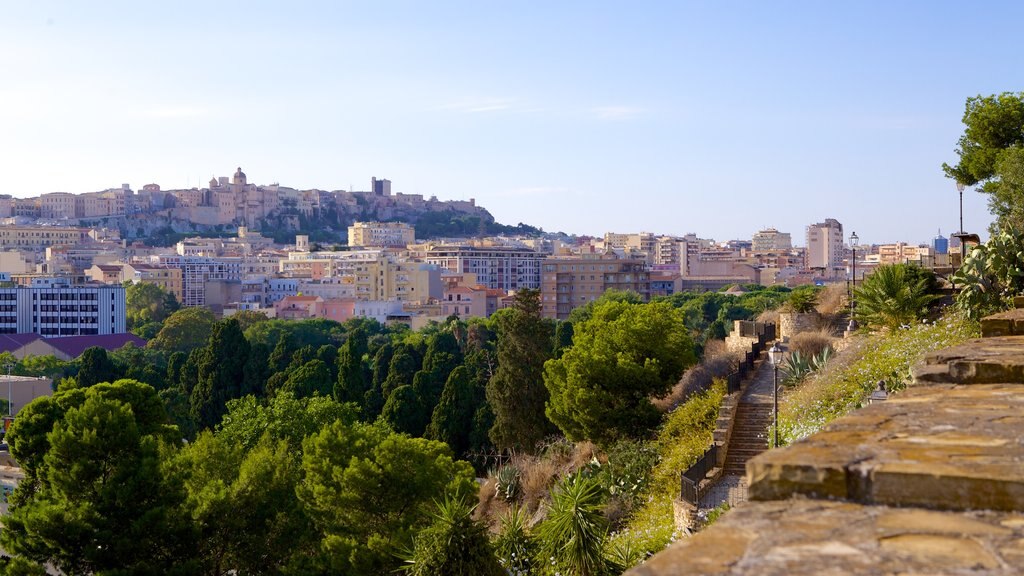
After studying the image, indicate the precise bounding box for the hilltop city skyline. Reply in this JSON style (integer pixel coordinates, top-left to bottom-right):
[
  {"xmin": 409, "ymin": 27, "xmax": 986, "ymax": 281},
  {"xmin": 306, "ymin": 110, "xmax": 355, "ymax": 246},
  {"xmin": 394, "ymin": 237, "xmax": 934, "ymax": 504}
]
[{"xmin": 3, "ymin": 2, "xmax": 1019, "ymax": 244}]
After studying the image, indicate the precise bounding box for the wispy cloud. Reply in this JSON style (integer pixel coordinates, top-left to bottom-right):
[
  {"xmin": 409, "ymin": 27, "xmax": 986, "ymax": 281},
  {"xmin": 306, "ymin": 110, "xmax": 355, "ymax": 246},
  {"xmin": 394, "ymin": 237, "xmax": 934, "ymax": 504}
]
[
  {"xmin": 498, "ymin": 186, "xmax": 580, "ymax": 198},
  {"xmin": 441, "ymin": 97, "xmax": 517, "ymax": 114},
  {"xmin": 142, "ymin": 106, "xmax": 210, "ymax": 119},
  {"xmin": 591, "ymin": 105, "xmax": 645, "ymax": 121}
]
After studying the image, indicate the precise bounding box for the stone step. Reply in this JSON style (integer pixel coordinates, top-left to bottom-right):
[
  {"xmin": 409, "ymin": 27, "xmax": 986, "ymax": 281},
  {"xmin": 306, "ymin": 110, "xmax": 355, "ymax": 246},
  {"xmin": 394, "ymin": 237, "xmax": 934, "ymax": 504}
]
[{"xmin": 912, "ymin": 336, "xmax": 1024, "ymax": 384}]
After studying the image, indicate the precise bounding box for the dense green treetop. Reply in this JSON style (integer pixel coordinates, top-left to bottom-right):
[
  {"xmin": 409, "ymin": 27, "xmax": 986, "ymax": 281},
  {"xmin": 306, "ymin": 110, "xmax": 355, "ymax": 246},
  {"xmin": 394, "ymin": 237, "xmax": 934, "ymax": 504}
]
[
  {"xmin": 943, "ymin": 92, "xmax": 1024, "ymax": 231},
  {"xmin": 545, "ymin": 299, "xmax": 696, "ymax": 445},
  {"xmin": 149, "ymin": 307, "xmax": 217, "ymax": 353}
]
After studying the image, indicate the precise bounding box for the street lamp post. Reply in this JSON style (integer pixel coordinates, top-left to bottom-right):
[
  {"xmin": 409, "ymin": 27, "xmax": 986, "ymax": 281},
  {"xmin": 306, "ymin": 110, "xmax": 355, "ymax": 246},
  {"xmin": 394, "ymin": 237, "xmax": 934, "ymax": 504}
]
[
  {"xmin": 768, "ymin": 343, "xmax": 784, "ymax": 448},
  {"xmin": 956, "ymin": 181, "xmax": 966, "ymax": 267},
  {"xmin": 848, "ymin": 232, "xmax": 859, "ymax": 332},
  {"xmin": 4, "ymin": 362, "xmax": 12, "ymax": 417}
]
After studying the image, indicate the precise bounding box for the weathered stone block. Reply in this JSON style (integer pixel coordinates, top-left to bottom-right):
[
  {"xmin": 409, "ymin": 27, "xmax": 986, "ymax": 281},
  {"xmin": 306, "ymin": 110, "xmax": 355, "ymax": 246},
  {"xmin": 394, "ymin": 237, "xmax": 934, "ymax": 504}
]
[
  {"xmin": 746, "ymin": 384, "xmax": 1024, "ymax": 512},
  {"xmin": 912, "ymin": 335, "xmax": 1024, "ymax": 384},
  {"xmin": 626, "ymin": 500, "xmax": 1024, "ymax": 575}
]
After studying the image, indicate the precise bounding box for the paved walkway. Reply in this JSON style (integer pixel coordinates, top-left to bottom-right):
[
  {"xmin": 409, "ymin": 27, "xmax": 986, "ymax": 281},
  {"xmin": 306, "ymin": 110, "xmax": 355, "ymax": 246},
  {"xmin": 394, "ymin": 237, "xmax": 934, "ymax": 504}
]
[
  {"xmin": 740, "ymin": 357, "xmax": 778, "ymax": 404},
  {"xmin": 698, "ymin": 355, "xmax": 779, "ymax": 511}
]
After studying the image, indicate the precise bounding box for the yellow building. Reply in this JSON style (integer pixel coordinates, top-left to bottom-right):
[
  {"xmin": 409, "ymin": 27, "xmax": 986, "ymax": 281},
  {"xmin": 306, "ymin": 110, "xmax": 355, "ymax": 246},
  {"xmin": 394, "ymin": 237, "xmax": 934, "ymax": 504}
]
[
  {"xmin": 122, "ymin": 263, "xmax": 184, "ymax": 303},
  {"xmin": 0, "ymin": 226, "xmax": 89, "ymax": 249},
  {"xmin": 348, "ymin": 221, "xmax": 415, "ymax": 248}
]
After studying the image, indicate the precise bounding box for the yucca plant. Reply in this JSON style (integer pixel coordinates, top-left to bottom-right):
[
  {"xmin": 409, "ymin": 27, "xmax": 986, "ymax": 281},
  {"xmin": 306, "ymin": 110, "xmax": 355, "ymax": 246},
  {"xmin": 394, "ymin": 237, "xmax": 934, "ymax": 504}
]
[
  {"xmin": 493, "ymin": 505, "xmax": 537, "ymax": 574},
  {"xmin": 400, "ymin": 496, "xmax": 504, "ymax": 576},
  {"xmin": 854, "ymin": 264, "xmax": 940, "ymax": 330},
  {"xmin": 537, "ymin": 474, "xmax": 610, "ymax": 576}
]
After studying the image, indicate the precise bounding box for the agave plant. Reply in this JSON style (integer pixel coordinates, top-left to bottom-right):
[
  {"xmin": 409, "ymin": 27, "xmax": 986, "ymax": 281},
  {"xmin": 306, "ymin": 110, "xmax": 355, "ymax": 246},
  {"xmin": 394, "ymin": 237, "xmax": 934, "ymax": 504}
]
[
  {"xmin": 782, "ymin": 351, "xmax": 813, "ymax": 386},
  {"xmin": 495, "ymin": 464, "xmax": 522, "ymax": 503},
  {"xmin": 810, "ymin": 346, "xmax": 834, "ymax": 372}
]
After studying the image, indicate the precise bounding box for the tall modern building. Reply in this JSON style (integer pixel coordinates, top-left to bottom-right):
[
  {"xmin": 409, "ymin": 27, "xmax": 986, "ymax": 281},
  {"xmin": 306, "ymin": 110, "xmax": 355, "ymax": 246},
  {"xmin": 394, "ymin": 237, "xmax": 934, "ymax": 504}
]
[
  {"xmin": 933, "ymin": 230, "xmax": 949, "ymax": 255},
  {"xmin": 805, "ymin": 219, "xmax": 844, "ymax": 277},
  {"xmin": 0, "ymin": 278, "xmax": 127, "ymax": 336},
  {"xmin": 425, "ymin": 245, "xmax": 544, "ymax": 291}
]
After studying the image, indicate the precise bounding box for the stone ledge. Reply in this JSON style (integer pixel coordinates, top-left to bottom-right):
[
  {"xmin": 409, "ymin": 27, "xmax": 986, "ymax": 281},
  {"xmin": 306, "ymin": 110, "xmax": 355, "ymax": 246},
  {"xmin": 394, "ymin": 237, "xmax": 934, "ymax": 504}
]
[
  {"xmin": 626, "ymin": 499, "xmax": 1024, "ymax": 575},
  {"xmin": 746, "ymin": 384, "xmax": 1024, "ymax": 512},
  {"xmin": 912, "ymin": 335, "xmax": 1024, "ymax": 384},
  {"xmin": 981, "ymin": 308, "xmax": 1024, "ymax": 337}
]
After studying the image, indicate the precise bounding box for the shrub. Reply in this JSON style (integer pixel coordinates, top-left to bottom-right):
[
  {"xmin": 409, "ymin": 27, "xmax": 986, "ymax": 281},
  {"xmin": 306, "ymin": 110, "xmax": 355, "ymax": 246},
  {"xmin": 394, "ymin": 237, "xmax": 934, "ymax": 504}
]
[
  {"xmin": 537, "ymin": 474, "xmax": 610, "ymax": 576},
  {"xmin": 853, "ymin": 264, "xmax": 940, "ymax": 330},
  {"xmin": 953, "ymin": 228, "xmax": 1024, "ymax": 319},
  {"xmin": 784, "ymin": 286, "xmax": 820, "ymax": 313},
  {"xmin": 789, "ymin": 330, "xmax": 834, "ymax": 358},
  {"xmin": 776, "ymin": 311, "xmax": 979, "ymax": 443},
  {"xmin": 493, "ymin": 505, "xmax": 538, "ymax": 575},
  {"xmin": 400, "ymin": 497, "xmax": 504, "ymax": 576}
]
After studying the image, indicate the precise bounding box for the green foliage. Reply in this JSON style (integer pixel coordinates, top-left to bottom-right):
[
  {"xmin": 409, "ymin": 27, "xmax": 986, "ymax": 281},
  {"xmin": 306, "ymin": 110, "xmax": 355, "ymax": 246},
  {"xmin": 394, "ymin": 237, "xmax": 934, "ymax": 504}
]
[
  {"xmin": 126, "ymin": 281, "xmax": 180, "ymax": 331},
  {"xmin": 494, "ymin": 464, "xmax": 523, "ymax": 503},
  {"xmin": 784, "ymin": 285, "xmax": 820, "ymax": 313},
  {"xmin": 190, "ymin": 319, "xmax": 250, "ymax": 430},
  {"xmin": 74, "ymin": 346, "xmax": 119, "ymax": 387},
  {"xmin": 178, "ymin": 432, "xmax": 313, "ymax": 574},
  {"xmin": 281, "ymin": 359, "xmax": 334, "ymax": 399},
  {"xmin": 703, "ymin": 502, "xmax": 731, "ymax": 526},
  {"xmin": 2, "ymin": 381, "xmax": 191, "ymax": 575},
  {"xmin": 217, "ymin": 392, "xmax": 359, "ymax": 453},
  {"xmin": 545, "ymin": 300, "xmax": 696, "ymax": 445},
  {"xmin": 149, "ymin": 307, "xmax": 216, "ymax": 353},
  {"xmin": 427, "ymin": 365, "xmax": 477, "ymax": 457},
  {"xmin": 599, "ymin": 439, "xmax": 659, "ymax": 508},
  {"xmin": 777, "ymin": 312, "xmax": 979, "ymax": 443},
  {"xmin": 568, "ymin": 289, "xmax": 643, "ymax": 325},
  {"xmin": 487, "ymin": 289, "xmax": 556, "ymax": 452},
  {"xmin": 655, "ymin": 286, "xmax": 790, "ymax": 350},
  {"xmin": 494, "ymin": 505, "xmax": 539, "ymax": 574},
  {"xmin": 943, "ymin": 92, "xmax": 1024, "ymax": 231},
  {"xmin": 854, "ymin": 264, "xmax": 940, "ymax": 330},
  {"xmin": 381, "ymin": 384, "xmax": 428, "ymax": 436},
  {"xmin": 537, "ymin": 474, "xmax": 611, "ymax": 576},
  {"xmin": 953, "ymin": 228, "xmax": 1024, "ymax": 318},
  {"xmin": 298, "ymin": 420, "xmax": 477, "ymax": 574},
  {"xmin": 400, "ymin": 497, "xmax": 504, "ymax": 576}
]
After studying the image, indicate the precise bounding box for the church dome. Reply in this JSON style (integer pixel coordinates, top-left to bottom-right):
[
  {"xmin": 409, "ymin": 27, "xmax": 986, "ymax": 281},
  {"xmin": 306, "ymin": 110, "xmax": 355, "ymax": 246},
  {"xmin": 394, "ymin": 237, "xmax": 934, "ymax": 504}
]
[{"xmin": 233, "ymin": 167, "xmax": 247, "ymax": 185}]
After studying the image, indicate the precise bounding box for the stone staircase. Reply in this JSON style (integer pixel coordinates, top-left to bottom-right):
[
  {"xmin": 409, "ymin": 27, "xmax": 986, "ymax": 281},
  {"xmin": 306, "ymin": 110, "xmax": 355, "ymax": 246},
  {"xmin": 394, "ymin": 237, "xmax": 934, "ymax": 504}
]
[
  {"xmin": 629, "ymin": 307, "xmax": 1024, "ymax": 575},
  {"xmin": 721, "ymin": 403, "xmax": 772, "ymax": 476}
]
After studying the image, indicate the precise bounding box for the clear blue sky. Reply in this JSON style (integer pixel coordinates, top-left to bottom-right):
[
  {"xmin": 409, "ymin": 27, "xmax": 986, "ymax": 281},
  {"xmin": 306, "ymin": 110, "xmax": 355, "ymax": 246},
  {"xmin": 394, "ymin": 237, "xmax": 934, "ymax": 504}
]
[{"xmin": 2, "ymin": 1, "xmax": 1019, "ymax": 245}]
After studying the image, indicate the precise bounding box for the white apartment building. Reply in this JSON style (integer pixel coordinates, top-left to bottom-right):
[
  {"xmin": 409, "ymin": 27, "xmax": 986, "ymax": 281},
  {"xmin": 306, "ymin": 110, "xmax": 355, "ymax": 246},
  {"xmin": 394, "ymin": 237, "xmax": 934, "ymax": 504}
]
[
  {"xmin": 425, "ymin": 245, "xmax": 543, "ymax": 291},
  {"xmin": 0, "ymin": 278, "xmax": 126, "ymax": 336},
  {"xmin": 156, "ymin": 255, "xmax": 243, "ymax": 307}
]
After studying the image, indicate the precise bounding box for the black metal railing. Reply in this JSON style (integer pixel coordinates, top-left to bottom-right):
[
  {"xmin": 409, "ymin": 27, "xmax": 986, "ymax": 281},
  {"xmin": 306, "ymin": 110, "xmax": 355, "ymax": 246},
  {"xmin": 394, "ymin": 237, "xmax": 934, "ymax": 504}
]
[
  {"xmin": 682, "ymin": 322, "xmax": 775, "ymax": 503},
  {"xmin": 680, "ymin": 444, "xmax": 717, "ymax": 504}
]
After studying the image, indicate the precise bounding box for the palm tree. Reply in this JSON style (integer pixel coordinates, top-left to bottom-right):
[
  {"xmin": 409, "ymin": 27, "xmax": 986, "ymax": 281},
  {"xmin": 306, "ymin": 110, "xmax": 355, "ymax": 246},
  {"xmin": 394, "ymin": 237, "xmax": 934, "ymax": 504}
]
[
  {"xmin": 853, "ymin": 264, "xmax": 940, "ymax": 330},
  {"xmin": 537, "ymin": 474, "xmax": 610, "ymax": 576}
]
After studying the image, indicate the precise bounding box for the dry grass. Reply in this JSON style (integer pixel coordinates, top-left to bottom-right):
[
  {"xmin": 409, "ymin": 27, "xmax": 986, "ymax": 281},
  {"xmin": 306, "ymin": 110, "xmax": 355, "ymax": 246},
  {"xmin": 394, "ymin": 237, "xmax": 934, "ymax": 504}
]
[
  {"xmin": 654, "ymin": 352, "xmax": 739, "ymax": 412},
  {"xmin": 517, "ymin": 454, "xmax": 559, "ymax": 515},
  {"xmin": 757, "ymin": 309, "xmax": 781, "ymax": 325},
  {"xmin": 474, "ymin": 476, "xmax": 505, "ymax": 527},
  {"xmin": 789, "ymin": 329, "xmax": 836, "ymax": 358},
  {"xmin": 815, "ymin": 283, "xmax": 848, "ymax": 316}
]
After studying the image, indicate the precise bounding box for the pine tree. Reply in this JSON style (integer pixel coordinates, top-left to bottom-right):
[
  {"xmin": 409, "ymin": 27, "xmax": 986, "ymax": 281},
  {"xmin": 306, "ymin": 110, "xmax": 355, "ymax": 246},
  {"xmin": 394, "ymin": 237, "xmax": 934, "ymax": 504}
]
[
  {"xmin": 191, "ymin": 319, "xmax": 251, "ymax": 430},
  {"xmin": 486, "ymin": 289, "xmax": 555, "ymax": 452}
]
